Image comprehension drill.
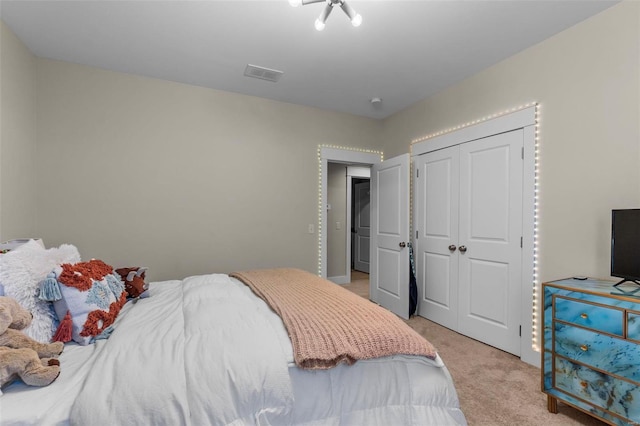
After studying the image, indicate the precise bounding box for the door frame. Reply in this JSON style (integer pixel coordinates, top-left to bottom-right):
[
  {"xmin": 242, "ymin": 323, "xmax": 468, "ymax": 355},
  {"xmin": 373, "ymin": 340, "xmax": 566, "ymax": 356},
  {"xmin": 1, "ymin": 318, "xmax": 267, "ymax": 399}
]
[
  {"xmin": 319, "ymin": 146, "xmax": 383, "ymax": 282},
  {"xmin": 411, "ymin": 104, "xmax": 539, "ymax": 367}
]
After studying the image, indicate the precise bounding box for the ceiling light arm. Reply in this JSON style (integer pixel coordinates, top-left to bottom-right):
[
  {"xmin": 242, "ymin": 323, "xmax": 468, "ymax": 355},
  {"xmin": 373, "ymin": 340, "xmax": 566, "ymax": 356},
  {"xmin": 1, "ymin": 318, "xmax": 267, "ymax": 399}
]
[
  {"xmin": 289, "ymin": 0, "xmax": 325, "ymax": 6},
  {"xmin": 339, "ymin": 1, "xmax": 362, "ymax": 26},
  {"xmin": 290, "ymin": 0, "xmax": 362, "ymax": 30},
  {"xmin": 315, "ymin": 2, "xmax": 333, "ymax": 31}
]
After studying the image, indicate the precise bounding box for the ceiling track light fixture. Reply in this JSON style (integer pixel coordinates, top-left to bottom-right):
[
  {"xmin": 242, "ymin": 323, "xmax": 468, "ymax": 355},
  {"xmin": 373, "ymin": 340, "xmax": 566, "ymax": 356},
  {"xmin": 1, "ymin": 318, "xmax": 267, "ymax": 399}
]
[{"xmin": 289, "ymin": 0, "xmax": 362, "ymax": 31}]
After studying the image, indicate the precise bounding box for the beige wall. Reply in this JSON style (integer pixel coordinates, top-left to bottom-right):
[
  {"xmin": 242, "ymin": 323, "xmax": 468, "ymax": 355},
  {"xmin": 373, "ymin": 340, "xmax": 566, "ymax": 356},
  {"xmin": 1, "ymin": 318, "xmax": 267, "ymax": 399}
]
[
  {"xmin": 383, "ymin": 1, "xmax": 640, "ymax": 283},
  {"xmin": 0, "ymin": 21, "xmax": 37, "ymax": 241},
  {"xmin": 327, "ymin": 162, "xmax": 347, "ymax": 278},
  {"xmin": 33, "ymin": 59, "xmax": 382, "ymax": 281},
  {"xmin": 2, "ymin": 1, "xmax": 638, "ymax": 285}
]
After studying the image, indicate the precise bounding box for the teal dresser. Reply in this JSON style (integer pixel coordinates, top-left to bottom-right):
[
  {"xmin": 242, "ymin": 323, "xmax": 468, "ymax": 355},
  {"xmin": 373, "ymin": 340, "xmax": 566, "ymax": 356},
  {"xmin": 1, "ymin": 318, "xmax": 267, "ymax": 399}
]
[{"xmin": 542, "ymin": 278, "xmax": 640, "ymax": 425}]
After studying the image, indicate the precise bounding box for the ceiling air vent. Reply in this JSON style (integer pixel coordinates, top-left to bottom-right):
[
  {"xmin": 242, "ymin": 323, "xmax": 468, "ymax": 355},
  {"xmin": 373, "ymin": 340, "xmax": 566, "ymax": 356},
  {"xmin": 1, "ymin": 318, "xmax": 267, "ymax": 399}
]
[{"xmin": 244, "ymin": 64, "xmax": 284, "ymax": 83}]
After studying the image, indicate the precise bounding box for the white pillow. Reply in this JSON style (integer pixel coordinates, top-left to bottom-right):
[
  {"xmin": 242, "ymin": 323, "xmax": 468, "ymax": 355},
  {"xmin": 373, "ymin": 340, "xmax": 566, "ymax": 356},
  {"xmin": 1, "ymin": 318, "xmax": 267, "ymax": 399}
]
[{"xmin": 0, "ymin": 240, "xmax": 81, "ymax": 342}]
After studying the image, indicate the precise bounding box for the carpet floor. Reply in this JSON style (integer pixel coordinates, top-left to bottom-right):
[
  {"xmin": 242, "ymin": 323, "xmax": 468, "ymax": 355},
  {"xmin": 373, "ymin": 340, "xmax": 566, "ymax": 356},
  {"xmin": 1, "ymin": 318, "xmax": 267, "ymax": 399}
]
[{"xmin": 342, "ymin": 272, "xmax": 605, "ymax": 426}]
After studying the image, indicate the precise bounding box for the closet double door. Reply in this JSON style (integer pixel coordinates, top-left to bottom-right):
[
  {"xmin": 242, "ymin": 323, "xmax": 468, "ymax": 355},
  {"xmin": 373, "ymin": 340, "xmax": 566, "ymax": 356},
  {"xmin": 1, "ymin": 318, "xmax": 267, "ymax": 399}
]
[{"xmin": 414, "ymin": 129, "xmax": 523, "ymax": 355}]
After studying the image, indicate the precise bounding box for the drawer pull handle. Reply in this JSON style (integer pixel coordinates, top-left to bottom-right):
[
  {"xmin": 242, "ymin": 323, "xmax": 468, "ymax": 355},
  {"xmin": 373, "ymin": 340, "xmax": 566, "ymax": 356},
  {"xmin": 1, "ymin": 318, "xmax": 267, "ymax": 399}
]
[
  {"xmin": 580, "ymin": 313, "xmax": 588, "ymax": 319},
  {"xmin": 580, "ymin": 344, "xmax": 589, "ymax": 352}
]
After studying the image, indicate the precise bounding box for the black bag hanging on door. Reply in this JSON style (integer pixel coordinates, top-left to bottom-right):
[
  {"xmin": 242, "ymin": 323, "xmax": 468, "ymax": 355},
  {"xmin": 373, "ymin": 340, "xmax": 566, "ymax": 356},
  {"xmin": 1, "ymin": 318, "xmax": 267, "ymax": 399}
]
[{"xmin": 409, "ymin": 243, "xmax": 418, "ymax": 316}]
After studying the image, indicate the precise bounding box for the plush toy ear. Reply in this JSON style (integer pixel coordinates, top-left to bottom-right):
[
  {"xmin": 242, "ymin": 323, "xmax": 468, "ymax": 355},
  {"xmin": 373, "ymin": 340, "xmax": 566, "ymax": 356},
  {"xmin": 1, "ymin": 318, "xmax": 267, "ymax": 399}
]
[
  {"xmin": 0, "ymin": 297, "xmax": 32, "ymax": 333},
  {"xmin": 0, "ymin": 304, "xmax": 11, "ymax": 335},
  {"xmin": 126, "ymin": 271, "xmax": 137, "ymax": 282}
]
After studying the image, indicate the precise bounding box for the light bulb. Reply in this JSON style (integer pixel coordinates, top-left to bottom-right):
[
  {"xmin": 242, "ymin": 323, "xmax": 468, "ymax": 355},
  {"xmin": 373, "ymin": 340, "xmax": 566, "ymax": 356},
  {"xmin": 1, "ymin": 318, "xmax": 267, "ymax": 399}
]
[
  {"xmin": 288, "ymin": 0, "xmax": 302, "ymax": 7},
  {"xmin": 351, "ymin": 13, "xmax": 362, "ymax": 27},
  {"xmin": 315, "ymin": 3, "xmax": 332, "ymax": 31}
]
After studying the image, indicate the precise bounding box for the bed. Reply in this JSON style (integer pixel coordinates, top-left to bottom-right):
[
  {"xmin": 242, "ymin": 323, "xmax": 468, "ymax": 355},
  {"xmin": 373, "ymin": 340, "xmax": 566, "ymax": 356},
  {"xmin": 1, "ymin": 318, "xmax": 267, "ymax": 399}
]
[{"xmin": 1, "ymin": 265, "xmax": 466, "ymax": 425}]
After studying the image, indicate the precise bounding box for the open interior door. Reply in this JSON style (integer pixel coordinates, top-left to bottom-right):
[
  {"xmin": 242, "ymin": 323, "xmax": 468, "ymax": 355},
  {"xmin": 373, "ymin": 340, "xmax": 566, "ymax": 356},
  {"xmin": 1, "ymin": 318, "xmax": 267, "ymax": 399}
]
[
  {"xmin": 369, "ymin": 154, "xmax": 410, "ymax": 319},
  {"xmin": 353, "ymin": 181, "xmax": 370, "ymax": 273}
]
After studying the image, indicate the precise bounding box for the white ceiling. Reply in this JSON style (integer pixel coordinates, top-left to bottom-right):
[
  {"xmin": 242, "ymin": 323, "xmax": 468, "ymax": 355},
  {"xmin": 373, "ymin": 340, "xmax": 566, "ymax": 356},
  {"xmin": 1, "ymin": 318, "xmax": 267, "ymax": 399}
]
[{"xmin": 0, "ymin": 0, "xmax": 618, "ymax": 119}]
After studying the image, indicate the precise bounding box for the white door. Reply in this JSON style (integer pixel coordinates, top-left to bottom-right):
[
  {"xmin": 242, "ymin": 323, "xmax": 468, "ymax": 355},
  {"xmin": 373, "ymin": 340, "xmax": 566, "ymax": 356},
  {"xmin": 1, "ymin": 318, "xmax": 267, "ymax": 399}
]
[
  {"xmin": 414, "ymin": 146, "xmax": 459, "ymax": 330},
  {"xmin": 353, "ymin": 181, "xmax": 370, "ymax": 273},
  {"xmin": 370, "ymin": 154, "xmax": 410, "ymax": 319},
  {"xmin": 414, "ymin": 130, "xmax": 523, "ymax": 355},
  {"xmin": 457, "ymin": 130, "xmax": 523, "ymax": 355}
]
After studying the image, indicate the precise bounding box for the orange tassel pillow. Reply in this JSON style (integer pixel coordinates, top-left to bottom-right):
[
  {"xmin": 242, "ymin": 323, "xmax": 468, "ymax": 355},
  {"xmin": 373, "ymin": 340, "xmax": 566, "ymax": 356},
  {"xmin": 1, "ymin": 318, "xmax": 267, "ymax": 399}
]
[{"xmin": 40, "ymin": 260, "xmax": 127, "ymax": 345}]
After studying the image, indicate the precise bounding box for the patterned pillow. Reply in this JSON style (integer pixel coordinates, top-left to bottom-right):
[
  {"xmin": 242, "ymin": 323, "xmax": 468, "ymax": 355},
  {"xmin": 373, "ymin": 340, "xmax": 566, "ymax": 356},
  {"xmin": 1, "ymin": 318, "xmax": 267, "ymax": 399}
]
[
  {"xmin": 49, "ymin": 259, "xmax": 127, "ymax": 345},
  {"xmin": 0, "ymin": 240, "xmax": 81, "ymax": 342}
]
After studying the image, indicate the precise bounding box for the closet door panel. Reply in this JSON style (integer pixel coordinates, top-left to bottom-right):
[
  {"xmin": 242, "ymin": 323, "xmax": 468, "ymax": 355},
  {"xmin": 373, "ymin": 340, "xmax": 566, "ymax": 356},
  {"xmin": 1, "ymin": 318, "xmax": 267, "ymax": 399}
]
[
  {"xmin": 458, "ymin": 130, "xmax": 523, "ymax": 355},
  {"xmin": 415, "ymin": 146, "xmax": 459, "ymax": 329},
  {"xmin": 466, "ymin": 258, "xmax": 509, "ymax": 325}
]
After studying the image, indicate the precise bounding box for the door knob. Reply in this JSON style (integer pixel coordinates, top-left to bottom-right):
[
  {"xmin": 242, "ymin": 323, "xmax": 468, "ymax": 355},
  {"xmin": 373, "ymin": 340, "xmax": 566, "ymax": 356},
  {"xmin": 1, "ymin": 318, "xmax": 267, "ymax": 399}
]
[
  {"xmin": 459, "ymin": 245, "xmax": 467, "ymax": 253},
  {"xmin": 399, "ymin": 242, "xmax": 406, "ymax": 248},
  {"xmin": 448, "ymin": 245, "xmax": 457, "ymax": 252}
]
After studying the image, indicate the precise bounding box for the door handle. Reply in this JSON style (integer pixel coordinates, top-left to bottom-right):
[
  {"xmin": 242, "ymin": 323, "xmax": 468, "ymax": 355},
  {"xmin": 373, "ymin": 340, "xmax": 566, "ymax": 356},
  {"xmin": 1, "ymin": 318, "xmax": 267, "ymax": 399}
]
[
  {"xmin": 399, "ymin": 242, "xmax": 406, "ymax": 248},
  {"xmin": 448, "ymin": 244, "xmax": 457, "ymax": 252},
  {"xmin": 459, "ymin": 245, "xmax": 467, "ymax": 253}
]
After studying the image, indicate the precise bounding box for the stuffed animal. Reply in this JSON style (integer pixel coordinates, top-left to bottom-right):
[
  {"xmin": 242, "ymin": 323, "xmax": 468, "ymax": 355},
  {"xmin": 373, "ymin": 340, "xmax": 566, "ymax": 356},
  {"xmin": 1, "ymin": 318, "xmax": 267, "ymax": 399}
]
[
  {"xmin": 0, "ymin": 296, "xmax": 63, "ymax": 391},
  {"xmin": 115, "ymin": 267, "xmax": 149, "ymax": 298}
]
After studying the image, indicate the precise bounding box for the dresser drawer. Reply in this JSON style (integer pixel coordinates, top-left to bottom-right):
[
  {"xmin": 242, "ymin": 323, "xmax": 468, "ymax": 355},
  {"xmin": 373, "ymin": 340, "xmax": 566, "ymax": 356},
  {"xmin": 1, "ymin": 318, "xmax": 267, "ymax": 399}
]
[
  {"xmin": 627, "ymin": 311, "xmax": 640, "ymax": 342},
  {"xmin": 554, "ymin": 296, "xmax": 624, "ymax": 336},
  {"xmin": 554, "ymin": 357, "xmax": 640, "ymax": 422},
  {"xmin": 554, "ymin": 323, "xmax": 640, "ymax": 384}
]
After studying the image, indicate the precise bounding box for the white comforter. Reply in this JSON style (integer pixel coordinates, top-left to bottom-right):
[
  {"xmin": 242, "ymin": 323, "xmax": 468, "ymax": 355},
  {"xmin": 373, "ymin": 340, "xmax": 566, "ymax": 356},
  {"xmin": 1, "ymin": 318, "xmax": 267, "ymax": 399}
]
[
  {"xmin": 70, "ymin": 274, "xmax": 295, "ymax": 425},
  {"xmin": 1, "ymin": 274, "xmax": 466, "ymax": 425}
]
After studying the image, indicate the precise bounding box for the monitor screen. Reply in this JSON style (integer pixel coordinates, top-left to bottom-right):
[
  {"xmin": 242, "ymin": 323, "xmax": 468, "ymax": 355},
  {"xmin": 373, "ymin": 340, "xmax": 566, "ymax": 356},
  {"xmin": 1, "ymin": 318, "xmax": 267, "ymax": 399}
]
[{"xmin": 611, "ymin": 209, "xmax": 640, "ymax": 281}]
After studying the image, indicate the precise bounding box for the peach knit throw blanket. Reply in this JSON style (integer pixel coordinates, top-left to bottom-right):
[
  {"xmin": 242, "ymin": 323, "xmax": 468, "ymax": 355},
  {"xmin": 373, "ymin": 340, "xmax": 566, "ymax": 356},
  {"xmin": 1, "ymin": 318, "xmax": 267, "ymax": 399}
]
[{"xmin": 230, "ymin": 268, "xmax": 437, "ymax": 370}]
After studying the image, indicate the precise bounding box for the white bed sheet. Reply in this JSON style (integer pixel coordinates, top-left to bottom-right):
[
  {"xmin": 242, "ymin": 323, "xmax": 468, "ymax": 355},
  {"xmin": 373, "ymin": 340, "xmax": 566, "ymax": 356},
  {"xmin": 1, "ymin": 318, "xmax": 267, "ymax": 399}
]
[
  {"xmin": 0, "ymin": 274, "xmax": 466, "ymax": 426},
  {"xmin": 0, "ymin": 303, "xmax": 135, "ymax": 425}
]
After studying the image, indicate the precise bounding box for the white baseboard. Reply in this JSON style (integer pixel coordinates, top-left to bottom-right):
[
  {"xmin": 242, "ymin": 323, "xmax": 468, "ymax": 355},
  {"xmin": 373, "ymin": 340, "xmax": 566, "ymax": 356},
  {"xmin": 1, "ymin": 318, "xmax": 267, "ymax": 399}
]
[{"xmin": 328, "ymin": 275, "xmax": 349, "ymax": 285}]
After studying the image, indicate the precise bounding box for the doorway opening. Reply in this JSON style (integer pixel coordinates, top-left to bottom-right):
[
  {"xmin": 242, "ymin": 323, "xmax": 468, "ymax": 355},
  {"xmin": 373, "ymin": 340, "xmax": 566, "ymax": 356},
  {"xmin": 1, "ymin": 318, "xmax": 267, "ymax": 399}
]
[
  {"xmin": 326, "ymin": 163, "xmax": 371, "ymax": 284},
  {"xmin": 318, "ymin": 146, "xmax": 382, "ymax": 283}
]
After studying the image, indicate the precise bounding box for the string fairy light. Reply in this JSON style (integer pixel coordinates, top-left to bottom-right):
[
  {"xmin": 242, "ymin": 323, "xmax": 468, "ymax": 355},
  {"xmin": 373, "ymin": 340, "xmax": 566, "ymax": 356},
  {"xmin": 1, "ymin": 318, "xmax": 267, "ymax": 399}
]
[
  {"xmin": 531, "ymin": 102, "xmax": 541, "ymax": 352},
  {"xmin": 411, "ymin": 102, "xmax": 538, "ymax": 144}
]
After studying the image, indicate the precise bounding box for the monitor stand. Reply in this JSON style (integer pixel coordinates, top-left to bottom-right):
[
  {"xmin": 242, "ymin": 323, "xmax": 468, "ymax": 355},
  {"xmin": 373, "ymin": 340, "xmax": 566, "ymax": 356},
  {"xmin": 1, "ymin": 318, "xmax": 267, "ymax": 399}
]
[
  {"xmin": 614, "ymin": 279, "xmax": 640, "ymax": 287},
  {"xmin": 611, "ymin": 279, "xmax": 640, "ymax": 297}
]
